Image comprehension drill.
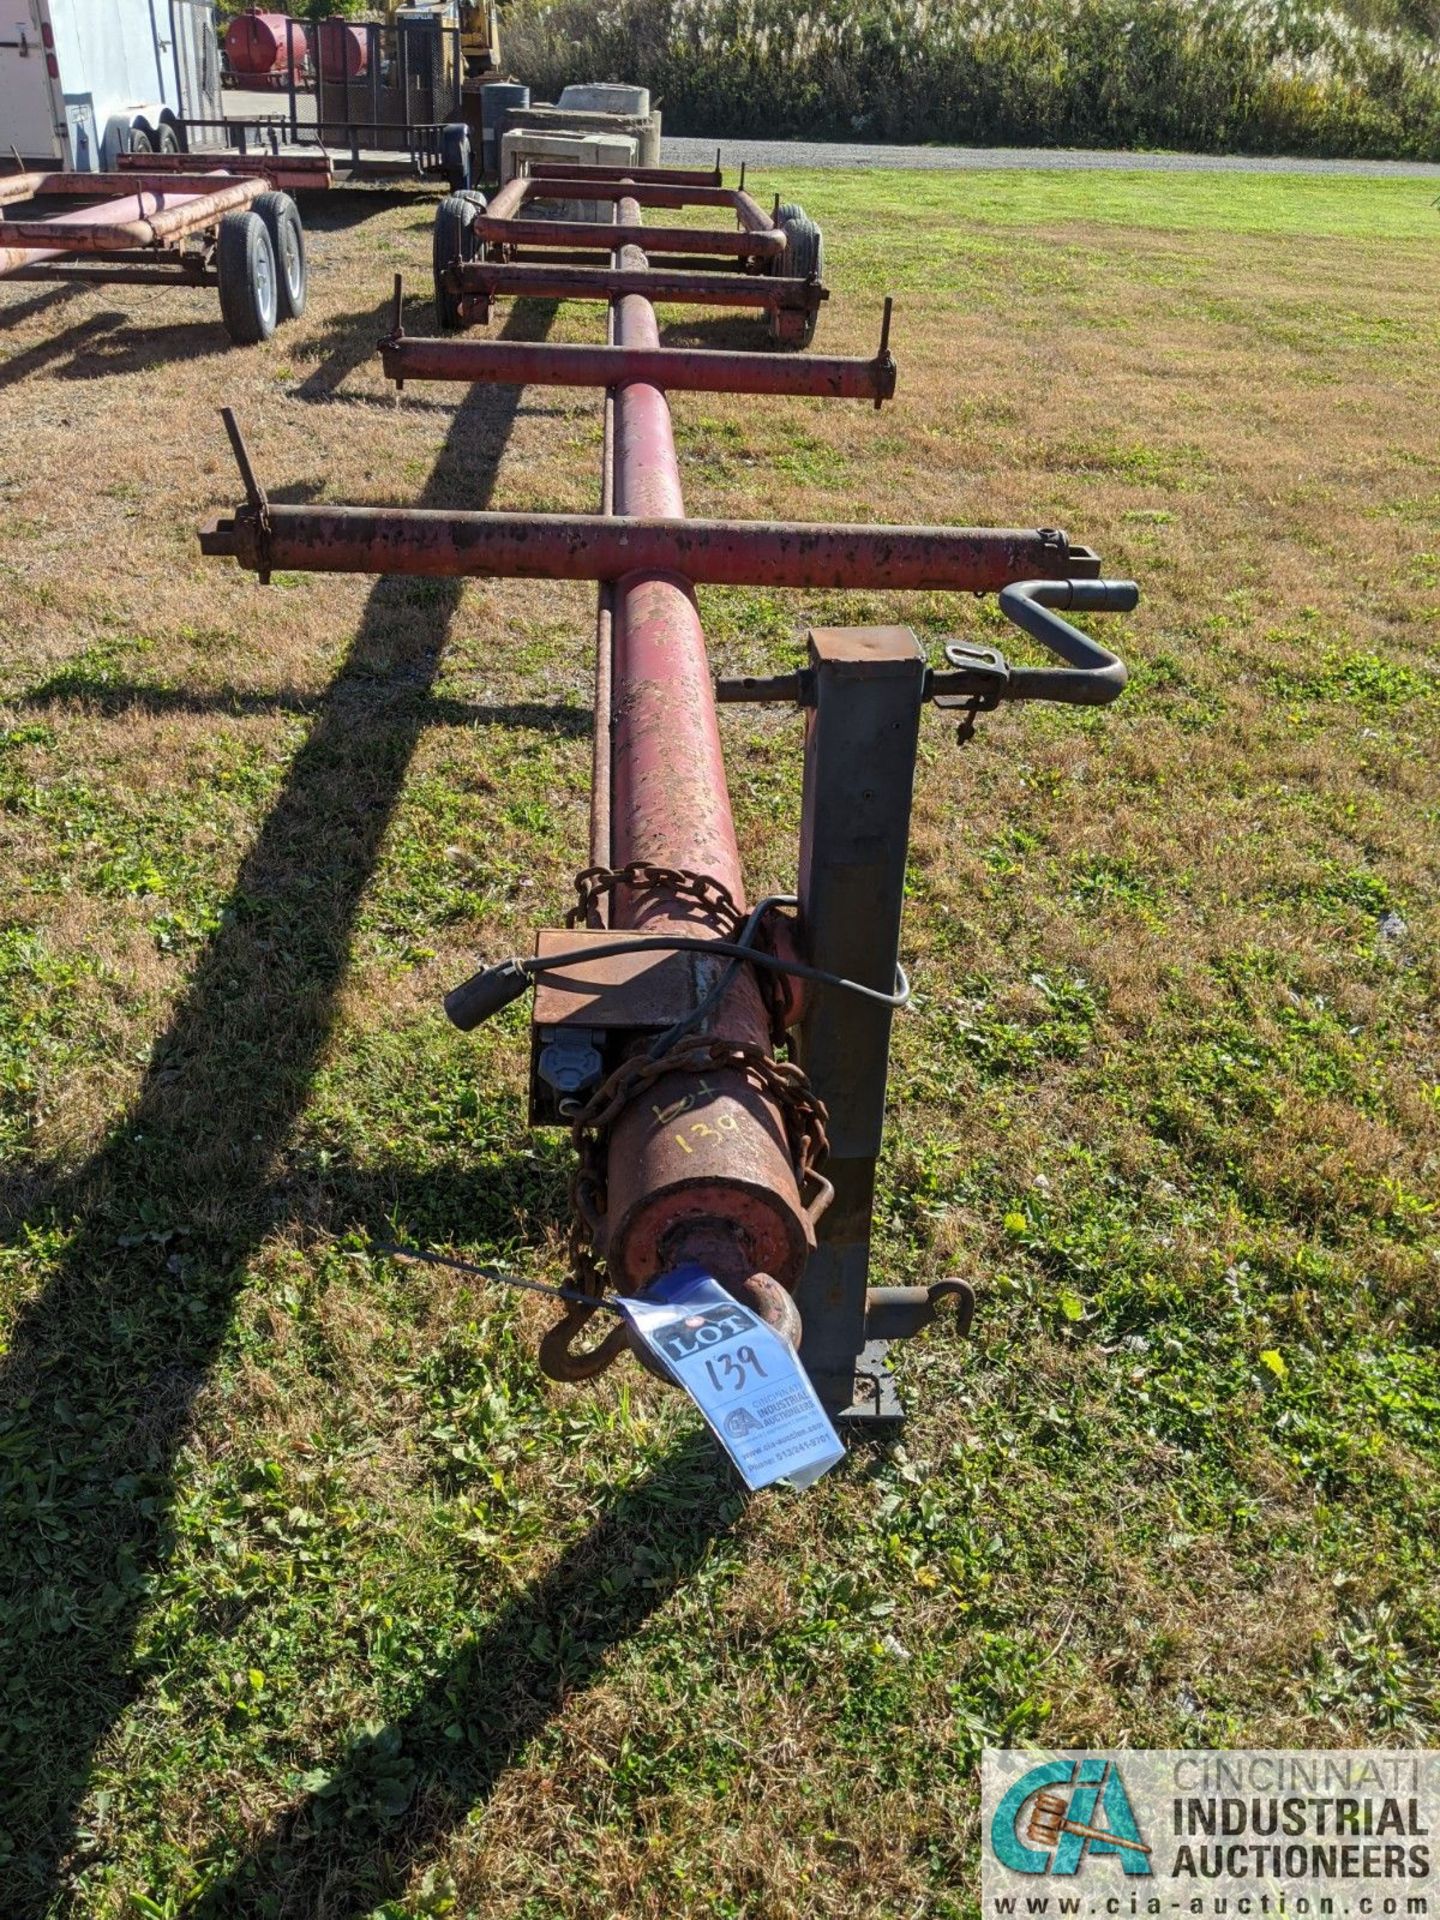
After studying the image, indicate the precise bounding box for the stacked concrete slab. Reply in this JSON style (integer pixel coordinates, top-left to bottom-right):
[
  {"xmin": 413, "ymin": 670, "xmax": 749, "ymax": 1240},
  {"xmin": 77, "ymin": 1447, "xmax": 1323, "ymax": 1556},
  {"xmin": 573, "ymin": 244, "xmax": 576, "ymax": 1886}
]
[
  {"xmin": 498, "ymin": 80, "xmax": 662, "ymax": 184},
  {"xmin": 499, "ymin": 129, "xmax": 641, "ymax": 217}
]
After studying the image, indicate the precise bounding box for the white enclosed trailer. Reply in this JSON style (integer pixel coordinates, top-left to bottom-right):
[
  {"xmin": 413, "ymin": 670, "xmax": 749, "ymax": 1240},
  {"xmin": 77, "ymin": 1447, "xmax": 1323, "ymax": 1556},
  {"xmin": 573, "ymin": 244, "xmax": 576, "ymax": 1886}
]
[{"xmin": 0, "ymin": 0, "xmax": 220, "ymax": 171}]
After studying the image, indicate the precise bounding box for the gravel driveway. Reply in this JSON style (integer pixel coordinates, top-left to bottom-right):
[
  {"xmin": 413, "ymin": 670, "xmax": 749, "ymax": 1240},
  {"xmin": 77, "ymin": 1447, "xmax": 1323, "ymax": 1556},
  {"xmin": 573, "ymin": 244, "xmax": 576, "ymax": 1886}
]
[
  {"xmin": 661, "ymin": 134, "xmax": 1440, "ymax": 177},
  {"xmin": 219, "ymin": 89, "xmax": 1440, "ymax": 180}
]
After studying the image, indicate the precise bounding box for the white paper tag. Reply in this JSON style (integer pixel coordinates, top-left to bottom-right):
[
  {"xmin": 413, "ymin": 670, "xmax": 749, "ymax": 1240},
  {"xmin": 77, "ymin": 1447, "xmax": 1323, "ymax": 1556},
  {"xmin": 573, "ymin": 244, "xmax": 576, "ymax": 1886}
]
[{"xmin": 616, "ymin": 1265, "xmax": 845, "ymax": 1491}]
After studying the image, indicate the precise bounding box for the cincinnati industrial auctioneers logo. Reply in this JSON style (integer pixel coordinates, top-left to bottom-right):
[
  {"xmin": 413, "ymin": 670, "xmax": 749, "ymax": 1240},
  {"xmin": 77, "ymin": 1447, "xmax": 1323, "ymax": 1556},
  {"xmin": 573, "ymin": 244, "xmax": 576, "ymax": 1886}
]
[
  {"xmin": 991, "ymin": 1758, "xmax": 1154, "ymax": 1877},
  {"xmin": 984, "ymin": 1749, "xmax": 1440, "ymax": 1914}
]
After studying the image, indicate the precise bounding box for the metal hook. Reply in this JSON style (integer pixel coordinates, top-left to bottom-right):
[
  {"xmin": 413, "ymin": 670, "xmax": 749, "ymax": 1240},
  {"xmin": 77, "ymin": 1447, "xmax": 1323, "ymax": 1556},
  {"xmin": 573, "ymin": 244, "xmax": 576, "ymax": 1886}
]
[{"xmin": 538, "ymin": 1299, "xmax": 630, "ymax": 1382}]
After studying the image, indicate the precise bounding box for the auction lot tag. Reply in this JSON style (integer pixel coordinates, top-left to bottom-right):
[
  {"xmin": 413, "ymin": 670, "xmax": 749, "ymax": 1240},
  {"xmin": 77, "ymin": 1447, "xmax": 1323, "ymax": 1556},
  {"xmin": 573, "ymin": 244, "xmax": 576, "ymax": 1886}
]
[{"xmin": 617, "ymin": 1265, "xmax": 844, "ymax": 1490}]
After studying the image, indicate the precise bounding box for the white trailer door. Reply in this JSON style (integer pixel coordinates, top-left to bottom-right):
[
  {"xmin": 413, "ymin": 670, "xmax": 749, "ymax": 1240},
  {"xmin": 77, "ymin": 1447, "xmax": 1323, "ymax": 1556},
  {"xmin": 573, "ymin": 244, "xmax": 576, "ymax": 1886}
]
[{"xmin": 0, "ymin": 7, "xmax": 64, "ymax": 162}]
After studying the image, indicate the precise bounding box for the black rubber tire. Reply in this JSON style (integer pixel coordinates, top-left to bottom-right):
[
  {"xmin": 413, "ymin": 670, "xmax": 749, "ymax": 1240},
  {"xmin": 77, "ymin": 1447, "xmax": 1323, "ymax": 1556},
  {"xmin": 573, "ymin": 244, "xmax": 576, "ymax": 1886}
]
[
  {"xmin": 432, "ymin": 190, "xmax": 486, "ymax": 332},
  {"xmin": 155, "ymin": 122, "xmax": 181, "ymax": 155},
  {"xmin": 129, "ymin": 125, "xmax": 153, "ymax": 155},
  {"xmin": 441, "ymin": 122, "xmax": 473, "ymax": 193},
  {"xmin": 251, "ymin": 190, "xmax": 306, "ymax": 320},
  {"xmin": 768, "ymin": 207, "xmax": 824, "ymax": 350},
  {"xmin": 217, "ymin": 210, "xmax": 278, "ymax": 346}
]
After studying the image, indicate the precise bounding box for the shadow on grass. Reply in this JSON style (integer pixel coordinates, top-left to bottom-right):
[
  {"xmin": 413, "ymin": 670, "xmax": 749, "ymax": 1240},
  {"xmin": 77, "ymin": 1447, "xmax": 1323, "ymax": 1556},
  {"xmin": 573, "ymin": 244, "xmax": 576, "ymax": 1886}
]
[
  {"xmin": 295, "ymin": 187, "xmax": 443, "ymax": 238},
  {"xmin": 0, "ymin": 281, "xmax": 94, "ymax": 328},
  {"xmin": 190, "ymin": 1435, "xmax": 739, "ymax": 1916},
  {"xmin": 287, "ymin": 294, "xmax": 573, "ymax": 416},
  {"xmin": 45, "ymin": 312, "xmax": 261, "ymax": 380},
  {"xmin": 14, "ymin": 678, "xmax": 592, "ymax": 738},
  {"xmin": 0, "ymin": 299, "xmax": 560, "ymax": 1914},
  {"xmin": 0, "ymin": 310, "xmax": 128, "ymax": 391},
  {"xmin": 658, "ymin": 311, "xmax": 773, "ymax": 351},
  {"xmin": 292, "ymin": 295, "xmax": 395, "ymax": 401}
]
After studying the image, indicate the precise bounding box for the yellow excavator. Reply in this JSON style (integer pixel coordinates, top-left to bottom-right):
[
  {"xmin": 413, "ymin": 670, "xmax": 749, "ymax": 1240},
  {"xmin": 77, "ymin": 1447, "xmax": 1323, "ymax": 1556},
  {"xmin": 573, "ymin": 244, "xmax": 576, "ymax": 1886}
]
[
  {"xmin": 382, "ymin": 0, "xmax": 502, "ymax": 79},
  {"xmin": 458, "ymin": 0, "xmax": 501, "ymax": 75}
]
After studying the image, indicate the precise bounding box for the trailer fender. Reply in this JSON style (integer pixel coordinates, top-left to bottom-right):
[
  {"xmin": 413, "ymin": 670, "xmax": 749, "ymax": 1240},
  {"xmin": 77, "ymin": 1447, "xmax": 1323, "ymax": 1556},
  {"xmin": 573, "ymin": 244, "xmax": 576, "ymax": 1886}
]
[
  {"xmin": 101, "ymin": 116, "xmax": 134, "ymax": 169},
  {"xmin": 100, "ymin": 109, "xmax": 169, "ymax": 168}
]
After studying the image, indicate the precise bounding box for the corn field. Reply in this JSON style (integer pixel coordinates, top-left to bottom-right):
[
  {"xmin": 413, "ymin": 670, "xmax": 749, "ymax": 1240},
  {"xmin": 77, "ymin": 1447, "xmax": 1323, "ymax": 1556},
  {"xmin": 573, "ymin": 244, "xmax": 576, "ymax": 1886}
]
[{"xmin": 503, "ymin": 0, "xmax": 1440, "ymax": 158}]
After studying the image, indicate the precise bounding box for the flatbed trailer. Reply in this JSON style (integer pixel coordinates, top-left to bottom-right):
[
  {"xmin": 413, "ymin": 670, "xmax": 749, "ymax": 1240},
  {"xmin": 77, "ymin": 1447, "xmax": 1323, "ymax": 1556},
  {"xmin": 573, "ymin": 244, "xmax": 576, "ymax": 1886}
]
[
  {"xmin": 115, "ymin": 135, "xmax": 452, "ymax": 195},
  {"xmin": 114, "ymin": 146, "xmax": 335, "ymax": 196},
  {"xmin": 197, "ymin": 15, "xmax": 479, "ymax": 191}
]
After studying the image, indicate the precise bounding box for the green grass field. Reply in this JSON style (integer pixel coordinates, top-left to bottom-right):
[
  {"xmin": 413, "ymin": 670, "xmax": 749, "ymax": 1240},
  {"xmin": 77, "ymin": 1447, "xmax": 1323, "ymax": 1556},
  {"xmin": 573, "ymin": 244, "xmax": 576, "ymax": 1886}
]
[{"xmin": 1, "ymin": 167, "xmax": 1438, "ymax": 1917}]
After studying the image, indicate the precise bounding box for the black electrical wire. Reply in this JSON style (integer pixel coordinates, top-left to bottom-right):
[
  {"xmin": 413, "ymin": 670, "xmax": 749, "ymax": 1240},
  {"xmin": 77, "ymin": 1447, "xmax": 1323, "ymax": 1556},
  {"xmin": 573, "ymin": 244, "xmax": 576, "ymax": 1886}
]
[
  {"xmin": 645, "ymin": 891, "xmax": 796, "ymax": 1058},
  {"xmin": 445, "ymin": 921, "xmax": 912, "ymax": 1033},
  {"xmin": 376, "ymin": 1241, "xmax": 624, "ymax": 1313},
  {"xmin": 522, "ymin": 933, "xmax": 911, "ymax": 1009}
]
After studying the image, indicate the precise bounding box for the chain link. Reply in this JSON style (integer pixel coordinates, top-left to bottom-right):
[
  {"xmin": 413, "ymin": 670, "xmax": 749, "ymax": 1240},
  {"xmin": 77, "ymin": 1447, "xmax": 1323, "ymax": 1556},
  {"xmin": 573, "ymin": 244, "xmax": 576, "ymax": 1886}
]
[
  {"xmin": 566, "ymin": 862, "xmax": 747, "ymax": 936},
  {"xmin": 567, "ymin": 860, "xmax": 788, "ymax": 1044},
  {"xmin": 564, "ymin": 1030, "xmax": 830, "ymax": 1302},
  {"xmin": 554, "ymin": 865, "xmax": 822, "ymax": 1332}
]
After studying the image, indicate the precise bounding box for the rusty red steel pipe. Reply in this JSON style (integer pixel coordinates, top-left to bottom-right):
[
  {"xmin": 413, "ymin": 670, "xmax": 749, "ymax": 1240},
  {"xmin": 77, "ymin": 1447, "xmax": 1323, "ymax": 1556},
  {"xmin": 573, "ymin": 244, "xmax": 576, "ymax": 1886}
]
[
  {"xmin": 0, "ymin": 171, "xmax": 59, "ymax": 201},
  {"xmin": 488, "ymin": 175, "xmax": 774, "ymax": 225},
  {"xmin": 526, "ymin": 160, "xmax": 723, "ymax": 187},
  {"xmin": 379, "ymin": 334, "xmax": 897, "ymax": 403},
  {"xmin": 455, "ymin": 262, "xmax": 819, "ymax": 312},
  {"xmin": 200, "ymin": 505, "xmax": 1078, "ymax": 591},
  {"xmin": 589, "ymin": 203, "xmax": 622, "ymax": 880},
  {"xmin": 2, "ymin": 168, "xmax": 261, "ymax": 198},
  {"xmin": 473, "ymin": 215, "xmax": 784, "ymax": 258},
  {"xmin": 596, "ymin": 197, "xmax": 813, "ymax": 1313},
  {"xmin": 116, "ymin": 150, "xmax": 335, "ymax": 191},
  {"xmin": 509, "ymin": 249, "xmax": 759, "ymax": 272},
  {"xmin": 0, "ymin": 177, "xmax": 263, "ymax": 256}
]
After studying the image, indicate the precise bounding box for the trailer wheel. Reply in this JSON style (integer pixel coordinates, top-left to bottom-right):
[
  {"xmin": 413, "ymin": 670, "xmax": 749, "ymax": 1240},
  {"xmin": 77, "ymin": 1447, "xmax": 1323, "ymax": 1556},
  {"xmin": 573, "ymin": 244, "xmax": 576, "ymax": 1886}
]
[
  {"xmin": 433, "ymin": 191, "xmax": 486, "ymax": 333},
  {"xmin": 252, "ymin": 191, "xmax": 307, "ymax": 321},
  {"xmin": 155, "ymin": 123, "xmax": 181, "ymax": 155},
  {"xmin": 217, "ymin": 211, "xmax": 279, "ymax": 346},
  {"xmin": 768, "ymin": 206, "xmax": 824, "ymax": 351},
  {"xmin": 129, "ymin": 125, "xmax": 154, "ymax": 155},
  {"xmin": 441, "ymin": 122, "xmax": 474, "ymax": 193}
]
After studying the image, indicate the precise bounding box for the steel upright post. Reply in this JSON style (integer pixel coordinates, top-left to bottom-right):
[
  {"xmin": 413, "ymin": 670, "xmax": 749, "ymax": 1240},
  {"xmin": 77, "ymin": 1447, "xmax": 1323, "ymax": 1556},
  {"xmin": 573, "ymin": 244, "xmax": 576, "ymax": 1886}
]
[{"xmin": 794, "ymin": 628, "xmax": 927, "ymax": 1420}]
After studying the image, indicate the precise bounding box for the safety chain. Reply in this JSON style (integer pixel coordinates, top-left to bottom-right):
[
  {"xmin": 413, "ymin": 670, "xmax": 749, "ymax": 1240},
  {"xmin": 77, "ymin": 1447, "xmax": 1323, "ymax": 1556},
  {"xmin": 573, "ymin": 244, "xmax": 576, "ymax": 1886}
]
[
  {"xmin": 566, "ymin": 862, "xmax": 747, "ymax": 935},
  {"xmin": 565, "ymin": 1031, "xmax": 831, "ymax": 1298}
]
